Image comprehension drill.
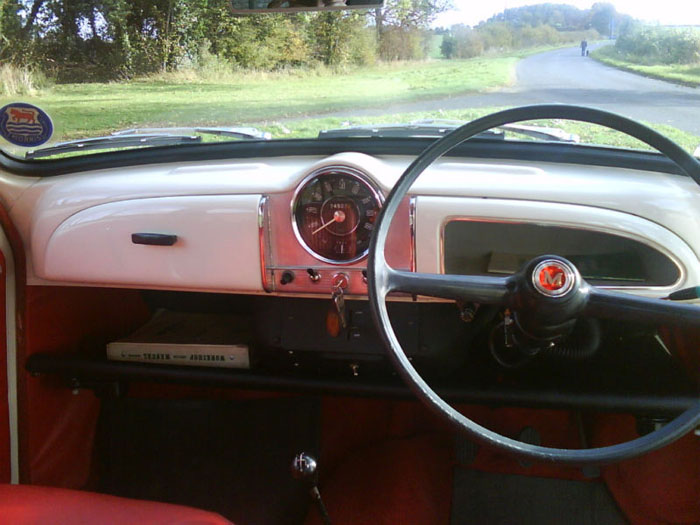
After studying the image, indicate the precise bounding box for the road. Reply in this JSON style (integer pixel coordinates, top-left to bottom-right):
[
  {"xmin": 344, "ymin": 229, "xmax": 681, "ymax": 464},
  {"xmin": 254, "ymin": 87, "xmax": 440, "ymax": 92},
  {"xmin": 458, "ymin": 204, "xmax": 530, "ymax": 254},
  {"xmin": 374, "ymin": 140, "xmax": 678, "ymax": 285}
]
[{"xmin": 327, "ymin": 45, "xmax": 700, "ymax": 135}]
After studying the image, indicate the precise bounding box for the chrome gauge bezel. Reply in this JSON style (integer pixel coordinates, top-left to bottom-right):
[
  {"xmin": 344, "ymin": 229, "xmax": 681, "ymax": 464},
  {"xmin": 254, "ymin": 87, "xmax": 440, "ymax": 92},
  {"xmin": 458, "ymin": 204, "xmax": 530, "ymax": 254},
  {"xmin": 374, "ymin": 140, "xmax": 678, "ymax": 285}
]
[{"xmin": 291, "ymin": 165, "xmax": 384, "ymax": 265}]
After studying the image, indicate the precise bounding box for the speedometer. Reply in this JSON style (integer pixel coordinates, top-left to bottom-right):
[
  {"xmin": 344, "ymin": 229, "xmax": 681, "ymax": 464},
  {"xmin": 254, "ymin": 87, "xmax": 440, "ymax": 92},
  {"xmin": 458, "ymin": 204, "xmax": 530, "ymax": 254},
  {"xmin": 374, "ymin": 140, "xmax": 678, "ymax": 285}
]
[{"xmin": 292, "ymin": 167, "xmax": 383, "ymax": 264}]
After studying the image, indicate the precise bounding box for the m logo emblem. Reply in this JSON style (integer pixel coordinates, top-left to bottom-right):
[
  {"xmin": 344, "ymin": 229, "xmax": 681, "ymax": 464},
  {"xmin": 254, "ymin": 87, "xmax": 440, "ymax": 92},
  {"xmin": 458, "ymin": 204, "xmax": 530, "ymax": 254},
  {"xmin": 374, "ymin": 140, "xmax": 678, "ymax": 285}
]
[
  {"xmin": 532, "ymin": 260, "xmax": 575, "ymax": 297},
  {"xmin": 542, "ymin": 270, "xmax": 564, "ymax": 288}
]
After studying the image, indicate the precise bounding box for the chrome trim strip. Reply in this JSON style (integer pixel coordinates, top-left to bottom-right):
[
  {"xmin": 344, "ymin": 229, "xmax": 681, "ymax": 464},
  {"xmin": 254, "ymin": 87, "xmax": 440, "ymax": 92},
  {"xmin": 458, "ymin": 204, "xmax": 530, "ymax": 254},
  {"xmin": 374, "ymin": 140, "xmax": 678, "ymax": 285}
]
[
  {"xmin": 439, "ymin": 217, "xmax": 687, "ymax": 293},
  {"xmin": 258, "ymin": 195, "xmax": 271, "ymax": 292},
  {"xmin": 267, "ymin": 265, "xmax": 366, "ymax": 271},
  {"xmin": 409, "ymin": 196, "xmax": 417, "ymax": 272},
  {"xmin": 290, "ymin": 165, "xmax": 384, "ymax": 266}
]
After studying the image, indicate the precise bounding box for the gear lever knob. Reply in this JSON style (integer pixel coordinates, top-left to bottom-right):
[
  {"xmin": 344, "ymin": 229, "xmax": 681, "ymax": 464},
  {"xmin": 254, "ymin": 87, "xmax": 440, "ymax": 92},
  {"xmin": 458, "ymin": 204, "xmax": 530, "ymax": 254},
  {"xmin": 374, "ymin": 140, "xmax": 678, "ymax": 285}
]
[
  {"xmin": 291, "ymin": 452, "xmax": 331, "ymax": 525},
  {"xmin": 291, "ymin": 452, "xmax": 318, "ymax": 482}
]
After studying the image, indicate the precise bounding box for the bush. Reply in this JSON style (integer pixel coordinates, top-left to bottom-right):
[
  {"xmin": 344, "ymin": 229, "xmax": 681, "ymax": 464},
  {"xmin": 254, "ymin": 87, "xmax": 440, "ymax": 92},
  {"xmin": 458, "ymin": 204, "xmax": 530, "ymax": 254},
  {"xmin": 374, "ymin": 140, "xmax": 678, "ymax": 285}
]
[
  {"xmin": 442, "ymin": 26, "xmax": 483, "ymax": 59},
  {"xmin": 0, "ymin": 64, "xmax": 50, "ymax": 95},
  {"xmin": 379, "ymin": 27, "xmax": 427, "ymax": 61},
  {"xmin": 615, "ymin": 27, "xmax": 700, "ymax": 65},
  {"xmin": 477, "ymin": 22, "xmax": 514, "ymax": 51},
  {"xmin": 441, "ymin": 23, "xmax": 599, "ymax": 60},
  {"xmin": 349, "ymin": 28, "xmax": 378, "ymax": 66}
]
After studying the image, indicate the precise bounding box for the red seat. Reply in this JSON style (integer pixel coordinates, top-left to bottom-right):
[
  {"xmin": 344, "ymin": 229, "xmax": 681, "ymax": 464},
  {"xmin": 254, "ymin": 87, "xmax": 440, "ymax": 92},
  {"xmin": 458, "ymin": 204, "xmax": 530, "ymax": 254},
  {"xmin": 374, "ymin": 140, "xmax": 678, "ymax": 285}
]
[{"xmin": 0, "ymin": 484, "xmax": 232, "ymax": 525}]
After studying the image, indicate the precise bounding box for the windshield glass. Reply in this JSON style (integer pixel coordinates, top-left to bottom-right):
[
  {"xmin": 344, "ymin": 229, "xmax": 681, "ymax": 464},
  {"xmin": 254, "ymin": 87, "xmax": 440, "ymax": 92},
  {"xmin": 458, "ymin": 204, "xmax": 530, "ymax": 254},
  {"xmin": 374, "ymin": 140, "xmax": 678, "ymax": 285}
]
[{"xmin": 1, "ymin": 1, "xmax": 699, "ymax": 159}]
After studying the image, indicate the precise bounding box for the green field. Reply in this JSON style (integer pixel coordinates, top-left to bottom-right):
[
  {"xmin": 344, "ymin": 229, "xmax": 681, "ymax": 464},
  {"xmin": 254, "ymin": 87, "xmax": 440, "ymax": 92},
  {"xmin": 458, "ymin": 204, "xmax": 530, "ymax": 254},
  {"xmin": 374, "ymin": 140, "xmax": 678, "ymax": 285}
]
[
  {"xmin": 0, "ymin": 57, "xmax": 517, "ymax": 141},
  {"xmin": 592, "ymin": 45, "xmax": 700, "ymax": 87}
]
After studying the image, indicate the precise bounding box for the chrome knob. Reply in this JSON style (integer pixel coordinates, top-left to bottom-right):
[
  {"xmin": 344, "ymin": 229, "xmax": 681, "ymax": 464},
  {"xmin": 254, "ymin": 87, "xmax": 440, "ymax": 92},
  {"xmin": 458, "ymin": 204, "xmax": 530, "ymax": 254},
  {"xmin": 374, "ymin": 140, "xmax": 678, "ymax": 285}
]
[{"xmin": 291, "ymin": 452, "xmax": 318, "ymax": 481}]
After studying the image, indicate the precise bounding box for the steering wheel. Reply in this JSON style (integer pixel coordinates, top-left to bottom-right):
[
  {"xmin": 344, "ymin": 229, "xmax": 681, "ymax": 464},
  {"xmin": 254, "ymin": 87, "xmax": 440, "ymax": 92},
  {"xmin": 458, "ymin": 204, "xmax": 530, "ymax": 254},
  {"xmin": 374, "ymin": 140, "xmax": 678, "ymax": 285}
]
[{"xmin": 367, "ymin": 105, "xmax": 700, "ymax": 465}]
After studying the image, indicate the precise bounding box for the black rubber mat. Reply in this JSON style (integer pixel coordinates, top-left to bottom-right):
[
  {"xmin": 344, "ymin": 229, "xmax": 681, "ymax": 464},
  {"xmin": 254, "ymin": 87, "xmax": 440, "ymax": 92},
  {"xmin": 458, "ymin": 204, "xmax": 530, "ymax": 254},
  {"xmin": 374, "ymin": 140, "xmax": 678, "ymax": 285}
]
[
  {"xmin": 96, "ymin": 396, "xmax": 320, "ymax": 525},
  {"xmin": 451, "ymin": 468, "xmax": 627, "ymax": 525}
]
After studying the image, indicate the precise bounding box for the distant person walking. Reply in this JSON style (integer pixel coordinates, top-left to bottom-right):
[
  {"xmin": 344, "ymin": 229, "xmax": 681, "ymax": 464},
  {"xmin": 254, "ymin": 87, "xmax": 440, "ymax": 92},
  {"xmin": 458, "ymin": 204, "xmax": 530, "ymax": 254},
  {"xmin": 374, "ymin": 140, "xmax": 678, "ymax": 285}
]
[{"xmin": 580, "ymin": 39, "xmax": 588, "ymax": 56}]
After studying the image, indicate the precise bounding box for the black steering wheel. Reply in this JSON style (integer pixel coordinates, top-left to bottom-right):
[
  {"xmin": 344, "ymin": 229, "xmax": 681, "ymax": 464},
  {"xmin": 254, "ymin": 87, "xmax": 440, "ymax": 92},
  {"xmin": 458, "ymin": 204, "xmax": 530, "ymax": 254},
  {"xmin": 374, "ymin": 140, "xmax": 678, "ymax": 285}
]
[{"xmin": 367, "ymin": 105, "xmax": 700, "ymax": 465}]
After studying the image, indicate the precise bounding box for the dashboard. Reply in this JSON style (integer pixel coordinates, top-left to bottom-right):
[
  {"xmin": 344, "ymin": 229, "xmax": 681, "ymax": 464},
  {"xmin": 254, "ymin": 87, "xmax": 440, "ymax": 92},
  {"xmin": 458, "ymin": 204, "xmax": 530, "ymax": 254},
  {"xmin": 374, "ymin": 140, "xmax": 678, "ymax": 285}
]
[{"xmin": 4, "ymin": 150, "xmax": 700, "ymax": 300}]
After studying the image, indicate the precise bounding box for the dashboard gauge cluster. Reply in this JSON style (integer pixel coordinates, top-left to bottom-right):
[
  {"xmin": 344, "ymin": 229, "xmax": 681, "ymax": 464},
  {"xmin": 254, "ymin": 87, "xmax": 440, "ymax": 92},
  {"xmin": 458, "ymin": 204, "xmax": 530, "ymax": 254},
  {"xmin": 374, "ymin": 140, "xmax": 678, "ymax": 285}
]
[{"xmin": 292, "ymin": 167, "xmax": 383, "ymax": 264}]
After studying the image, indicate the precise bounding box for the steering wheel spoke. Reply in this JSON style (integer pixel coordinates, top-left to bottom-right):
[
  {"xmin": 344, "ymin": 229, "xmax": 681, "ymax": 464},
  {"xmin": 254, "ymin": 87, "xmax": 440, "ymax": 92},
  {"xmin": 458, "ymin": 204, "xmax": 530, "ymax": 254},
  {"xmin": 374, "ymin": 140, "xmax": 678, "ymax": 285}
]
[
  {"xmin": 386, "ymin": 268, "xmax": 513, "ymax": 305},
  {"xmin": 586, "ymin": 287, "xmax": 700, "ymax": 328}
]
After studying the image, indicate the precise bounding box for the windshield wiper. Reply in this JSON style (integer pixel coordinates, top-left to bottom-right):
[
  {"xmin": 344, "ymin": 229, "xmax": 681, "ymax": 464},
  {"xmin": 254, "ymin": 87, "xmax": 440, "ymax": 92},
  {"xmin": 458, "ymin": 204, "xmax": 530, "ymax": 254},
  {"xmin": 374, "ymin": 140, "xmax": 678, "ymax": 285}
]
[
  {"xmin": 26, "ymin": 134, "xmax": 202, "ymax": 159},
  {"xmin": 112, "ymin": 126, "xmax": 272, "ymax": 141},
  {"xmin": 318, "ymin": 121, "xmax": 503, "ymax": 140},
  {"xmin": 501, "ymin": 123, "xmax": 579, "ymax": 143},
  {"xmin": 318, "ymin": 120, "xmax": 579, "ymax": 143},
  {"xmin": 26, "ymin": 126, "xmax": 271, "ymax": 159}
]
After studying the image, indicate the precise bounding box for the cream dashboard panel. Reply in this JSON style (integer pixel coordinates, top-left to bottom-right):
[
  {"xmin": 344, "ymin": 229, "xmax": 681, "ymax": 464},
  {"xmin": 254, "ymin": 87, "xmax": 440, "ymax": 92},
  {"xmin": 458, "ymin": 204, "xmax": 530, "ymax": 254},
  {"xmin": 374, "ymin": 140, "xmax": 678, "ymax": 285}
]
[
  {"xmin": 10, "ymin": 151, "xmax": 700, "ymax": 295},
  {"xmin": 35, "ymin": 195, "xmax": 263, "ymax": 291}
]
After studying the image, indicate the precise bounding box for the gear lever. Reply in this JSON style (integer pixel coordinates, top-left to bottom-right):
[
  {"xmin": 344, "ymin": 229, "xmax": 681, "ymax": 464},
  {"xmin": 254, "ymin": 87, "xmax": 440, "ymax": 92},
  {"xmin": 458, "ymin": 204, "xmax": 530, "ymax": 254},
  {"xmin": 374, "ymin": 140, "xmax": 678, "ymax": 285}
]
[{"xmin": 291, "ymin": 452, "xmax": 331, "ymax": 525}]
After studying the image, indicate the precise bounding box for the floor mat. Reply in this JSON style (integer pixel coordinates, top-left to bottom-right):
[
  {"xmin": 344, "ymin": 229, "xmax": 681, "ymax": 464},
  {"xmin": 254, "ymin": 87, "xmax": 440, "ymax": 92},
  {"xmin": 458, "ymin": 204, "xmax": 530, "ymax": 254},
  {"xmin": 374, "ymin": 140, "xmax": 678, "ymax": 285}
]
[
  {"xmin": 96, "ymin": 396, "xmax": 320, "ymax": 525},
  {"xmin": 451, "ymin": 468, "xmax": 627, "ymax": 525}
]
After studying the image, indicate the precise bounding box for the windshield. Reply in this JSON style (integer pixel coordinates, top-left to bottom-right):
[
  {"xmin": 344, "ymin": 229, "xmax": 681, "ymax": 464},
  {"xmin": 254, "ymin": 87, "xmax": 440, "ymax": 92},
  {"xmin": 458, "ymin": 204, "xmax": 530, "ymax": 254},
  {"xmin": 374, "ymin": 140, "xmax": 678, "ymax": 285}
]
[{"xmin": 1, "ymin": 1, "xmax": 699, "ymax": 159}]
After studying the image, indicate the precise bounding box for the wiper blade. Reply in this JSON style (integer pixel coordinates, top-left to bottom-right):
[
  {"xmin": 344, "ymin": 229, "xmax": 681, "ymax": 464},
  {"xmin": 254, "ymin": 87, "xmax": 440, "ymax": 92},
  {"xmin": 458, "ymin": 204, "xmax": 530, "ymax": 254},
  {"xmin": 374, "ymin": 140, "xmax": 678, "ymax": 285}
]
[
  {"xmin": 26, "ymin": 126, "xmax": 272, "ymax": 159},
  {"xmin": 500, "ymin": 124, "xmax": 580, "ymax": 143},
  {"xmin": 319, "ymin": 120, "xmax": 579, "ymax": 143},
  {"xmin": 318, "ymin": 121, "xmax": 503, "ymax": 140},
  {"xmin": 26, "ymin": 133, "xmax": 202, "ymax": 159},
  {"xmin": 112, "ymin": 126, "xmax": 272, "ymax": 141}
]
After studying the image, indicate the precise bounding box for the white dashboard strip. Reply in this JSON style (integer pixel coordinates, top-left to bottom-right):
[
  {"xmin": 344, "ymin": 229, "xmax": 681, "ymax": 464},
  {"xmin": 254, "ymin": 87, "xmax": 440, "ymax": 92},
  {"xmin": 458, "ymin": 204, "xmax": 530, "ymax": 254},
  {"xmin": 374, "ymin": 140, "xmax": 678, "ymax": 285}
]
[{"xmin": 0, "ymin": 227, "xmax": 18, "ymax": 483}]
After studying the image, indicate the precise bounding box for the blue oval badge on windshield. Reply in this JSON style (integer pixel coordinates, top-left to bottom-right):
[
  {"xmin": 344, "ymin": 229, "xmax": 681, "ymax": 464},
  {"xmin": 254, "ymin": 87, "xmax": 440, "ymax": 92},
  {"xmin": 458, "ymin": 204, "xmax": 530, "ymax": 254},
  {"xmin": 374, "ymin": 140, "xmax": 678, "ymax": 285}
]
[{"xmin": 0, "ymin": 102, "xmax": 53, "ymax": 147}]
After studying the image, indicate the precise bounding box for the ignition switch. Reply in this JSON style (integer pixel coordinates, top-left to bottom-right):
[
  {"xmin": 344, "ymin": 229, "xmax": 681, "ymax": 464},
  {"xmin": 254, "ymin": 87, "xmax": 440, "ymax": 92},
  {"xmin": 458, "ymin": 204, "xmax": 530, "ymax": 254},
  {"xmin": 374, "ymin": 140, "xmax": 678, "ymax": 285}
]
[{"xmin": 330, "ymin": 273, "xmax": 349, "ymax": 330}]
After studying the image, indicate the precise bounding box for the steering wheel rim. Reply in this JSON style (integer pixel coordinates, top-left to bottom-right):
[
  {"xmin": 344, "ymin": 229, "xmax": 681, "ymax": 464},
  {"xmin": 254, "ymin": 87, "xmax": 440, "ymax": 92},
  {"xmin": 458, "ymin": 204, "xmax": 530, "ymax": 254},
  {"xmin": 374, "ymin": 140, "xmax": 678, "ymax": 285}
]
[{"xmin": 367, "ymin": 104, "xmax": 700, "ymax": 465}]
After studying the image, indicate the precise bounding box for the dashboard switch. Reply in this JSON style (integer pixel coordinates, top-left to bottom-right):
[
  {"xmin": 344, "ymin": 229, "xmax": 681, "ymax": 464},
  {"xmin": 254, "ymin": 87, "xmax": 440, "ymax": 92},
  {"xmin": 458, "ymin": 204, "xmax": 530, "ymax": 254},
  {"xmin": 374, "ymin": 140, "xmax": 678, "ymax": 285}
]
[
  {"xmin": 331, "ymin": 273, "xmax": 349, "ymax": 289},
  {"xmin": 280, "ymin": 270, "xmax": 295, "ymax": 285},
  {"xmin": 307, "ymin": 268, "xmax": 321, "ymax": 282}
]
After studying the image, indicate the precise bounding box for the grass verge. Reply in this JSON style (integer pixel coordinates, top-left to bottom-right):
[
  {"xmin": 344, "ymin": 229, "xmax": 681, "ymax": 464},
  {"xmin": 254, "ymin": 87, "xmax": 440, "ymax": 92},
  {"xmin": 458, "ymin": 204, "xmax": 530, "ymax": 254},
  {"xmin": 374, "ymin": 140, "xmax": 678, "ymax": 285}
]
[{"xmin": 591, "ymin": 45, "xmax": 700, "ymax": 88}]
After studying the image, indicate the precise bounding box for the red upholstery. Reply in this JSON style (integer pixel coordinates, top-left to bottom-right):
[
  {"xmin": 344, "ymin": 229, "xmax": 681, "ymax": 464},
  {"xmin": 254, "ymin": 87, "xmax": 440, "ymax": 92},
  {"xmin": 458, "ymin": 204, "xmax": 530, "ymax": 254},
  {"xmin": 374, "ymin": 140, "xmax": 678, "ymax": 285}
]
[{"xmin": 0, "ymin": 484, "xmax": 232, "ymax": 525}]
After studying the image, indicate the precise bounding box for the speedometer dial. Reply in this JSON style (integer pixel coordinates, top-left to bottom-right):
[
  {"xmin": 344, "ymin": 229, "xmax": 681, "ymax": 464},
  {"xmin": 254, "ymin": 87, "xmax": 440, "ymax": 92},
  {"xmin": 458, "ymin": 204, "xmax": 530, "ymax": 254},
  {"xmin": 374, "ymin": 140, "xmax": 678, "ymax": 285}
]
[{"xmin": 292, "ymin": 167, "xmax": 383, "ymax": 264}]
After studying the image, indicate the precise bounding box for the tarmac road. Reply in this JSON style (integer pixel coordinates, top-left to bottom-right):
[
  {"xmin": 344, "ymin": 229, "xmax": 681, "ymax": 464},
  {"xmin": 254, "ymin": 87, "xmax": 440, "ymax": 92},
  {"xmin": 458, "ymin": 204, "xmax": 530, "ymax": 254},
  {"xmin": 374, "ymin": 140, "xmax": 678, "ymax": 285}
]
[{"xmin": 328, "ymin": 44, "xmax": 700, "ymax": 136}]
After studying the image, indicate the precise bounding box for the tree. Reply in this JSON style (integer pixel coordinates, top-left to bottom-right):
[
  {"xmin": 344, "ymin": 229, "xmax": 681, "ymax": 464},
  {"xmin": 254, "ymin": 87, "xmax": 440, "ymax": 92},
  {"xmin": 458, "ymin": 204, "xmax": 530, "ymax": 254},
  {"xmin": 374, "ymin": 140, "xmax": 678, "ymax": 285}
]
[
  {"xmin": 377, "ymin": 0, "xmax": 451, "ymax": 28},
  {"xmin": 313, "ymin": 11, "xmax": 369, "ymax": 66},
  {"xmin": 371, "ymin": 0, "xmax": 452, "ymax": 60},
  {"xmin": 589, "ymin": 2, "xmax": 616, "ymax": 37}
]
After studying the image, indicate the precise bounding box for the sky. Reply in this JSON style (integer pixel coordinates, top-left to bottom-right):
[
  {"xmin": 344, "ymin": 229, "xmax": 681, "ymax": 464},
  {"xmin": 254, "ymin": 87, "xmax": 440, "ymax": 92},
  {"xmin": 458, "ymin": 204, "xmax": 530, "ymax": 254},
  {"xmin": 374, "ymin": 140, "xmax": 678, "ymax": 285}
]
[{"xmin": 433, "ymin": 1, "xmax": 700, "ymax": 28}]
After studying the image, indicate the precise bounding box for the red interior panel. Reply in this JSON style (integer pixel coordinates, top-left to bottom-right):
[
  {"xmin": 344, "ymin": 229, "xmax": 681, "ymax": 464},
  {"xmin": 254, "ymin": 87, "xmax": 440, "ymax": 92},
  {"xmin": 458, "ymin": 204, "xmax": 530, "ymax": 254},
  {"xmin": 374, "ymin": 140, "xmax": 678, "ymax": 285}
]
[{"xmin": 22, "ymin": 286, "xmax": 150, "ymax": 487}]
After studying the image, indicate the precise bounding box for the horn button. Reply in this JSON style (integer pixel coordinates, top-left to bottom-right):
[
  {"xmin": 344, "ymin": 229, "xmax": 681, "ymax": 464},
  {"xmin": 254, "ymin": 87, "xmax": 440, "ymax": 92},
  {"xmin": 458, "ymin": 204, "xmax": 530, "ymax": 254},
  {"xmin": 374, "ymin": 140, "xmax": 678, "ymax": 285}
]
[
  {"xmin": 513, "ymin": 256, "xmax": 589, "ymax": 341},
  {"xmin": 532, "ymin": 259, "xmax": 576, "ymax": 297}
]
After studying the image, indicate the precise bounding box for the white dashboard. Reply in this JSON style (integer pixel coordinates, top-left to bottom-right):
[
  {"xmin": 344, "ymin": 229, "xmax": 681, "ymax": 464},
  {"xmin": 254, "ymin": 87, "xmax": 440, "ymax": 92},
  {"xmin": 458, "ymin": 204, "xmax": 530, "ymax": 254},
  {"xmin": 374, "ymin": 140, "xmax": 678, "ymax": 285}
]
[{"xmin": 2, "ymin": 151, "xmax": 700, "ymax": 299}]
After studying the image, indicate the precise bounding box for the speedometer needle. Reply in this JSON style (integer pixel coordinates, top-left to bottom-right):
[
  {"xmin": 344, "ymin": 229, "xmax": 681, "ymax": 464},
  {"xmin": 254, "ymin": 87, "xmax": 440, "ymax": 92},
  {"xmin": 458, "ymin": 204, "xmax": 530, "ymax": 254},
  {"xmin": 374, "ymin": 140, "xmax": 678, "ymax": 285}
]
[{"xmin": 312, "ymin": 210, "xmax": 346, "ymax": 235}]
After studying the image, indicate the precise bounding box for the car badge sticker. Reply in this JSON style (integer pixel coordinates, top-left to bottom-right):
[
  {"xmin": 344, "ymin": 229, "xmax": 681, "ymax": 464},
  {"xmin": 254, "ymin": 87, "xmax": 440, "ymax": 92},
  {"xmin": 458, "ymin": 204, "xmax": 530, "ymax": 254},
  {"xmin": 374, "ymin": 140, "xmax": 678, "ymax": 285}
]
[{"xmin": 0, "ymin": 102, "xmax": 54, "ymax": 148}]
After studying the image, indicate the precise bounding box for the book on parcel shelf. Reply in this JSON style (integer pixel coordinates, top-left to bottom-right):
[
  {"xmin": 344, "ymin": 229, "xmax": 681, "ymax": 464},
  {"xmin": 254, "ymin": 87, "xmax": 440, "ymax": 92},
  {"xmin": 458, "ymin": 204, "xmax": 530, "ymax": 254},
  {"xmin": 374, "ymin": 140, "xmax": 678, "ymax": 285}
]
[{"xmin": 106, "ymin": 309, "xmax": 251, "ymax": 369}]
